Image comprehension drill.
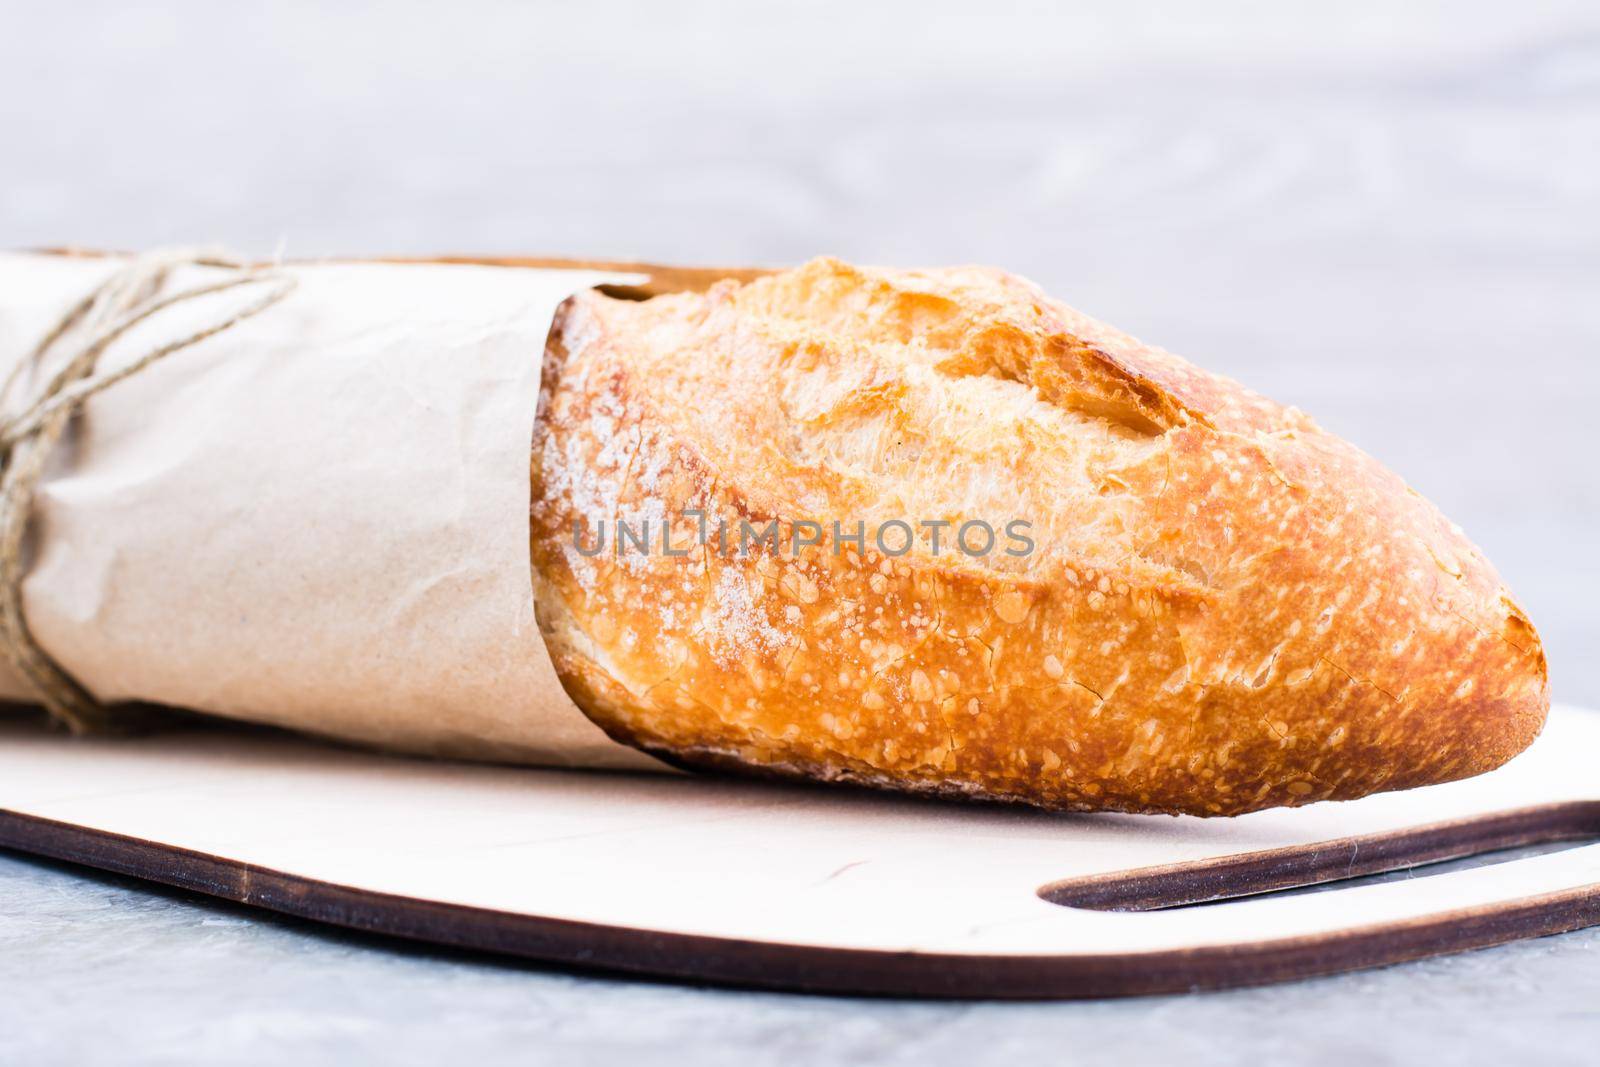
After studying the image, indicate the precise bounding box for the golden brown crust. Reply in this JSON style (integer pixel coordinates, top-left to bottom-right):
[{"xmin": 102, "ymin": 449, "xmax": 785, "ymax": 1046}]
[{"xmin": 530, "ymin": 258, "xmax": 1548, "ymax": 816}]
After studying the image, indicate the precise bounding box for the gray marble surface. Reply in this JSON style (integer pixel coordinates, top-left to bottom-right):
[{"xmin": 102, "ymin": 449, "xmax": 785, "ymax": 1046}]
[
  {"xmin": 2, "ymin": 1, "xmax": 1598, "ymax": 1062},
  {"xmin": 2, "ymin": 849, "xmax": 1599, "ymax": 1067},
  {"xmin": 3, "ymin": 851, "xmax": 1600, "ymax": 1067}
]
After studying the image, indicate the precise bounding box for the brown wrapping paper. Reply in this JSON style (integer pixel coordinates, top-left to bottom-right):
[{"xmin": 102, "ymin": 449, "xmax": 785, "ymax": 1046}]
[{"xmin": 0, "ymin": 251, "xmax": 665, "ymax": 771}]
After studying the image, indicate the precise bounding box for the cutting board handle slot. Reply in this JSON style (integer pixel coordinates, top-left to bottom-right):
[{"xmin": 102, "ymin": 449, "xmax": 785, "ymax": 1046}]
[{"xmin": 1039, "ymin": 801, "xmax": 1600, "ymax": 912}]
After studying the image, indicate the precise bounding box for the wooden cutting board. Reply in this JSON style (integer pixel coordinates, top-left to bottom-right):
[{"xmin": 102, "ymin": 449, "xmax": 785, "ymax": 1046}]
[{"xmin": 1, "ymin": 706, "xmax": 1596, "ymax": 999}]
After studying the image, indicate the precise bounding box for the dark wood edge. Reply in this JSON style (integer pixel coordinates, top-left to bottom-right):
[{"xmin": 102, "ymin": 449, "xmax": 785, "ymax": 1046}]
[
  {"xmin": 1042, "ymin": 801, "xmax": 1600, "ymax": 911},
  {"xmin": 375, "ymin": 254, "xmax": 772, "ymax": 299},
  {"xmin": 29, "ymin": 247, "xmax": 774, "ymax": 298},
  {"xmin": 3, "ymin": 806, "xmax": 1598, "ymax": 999}
]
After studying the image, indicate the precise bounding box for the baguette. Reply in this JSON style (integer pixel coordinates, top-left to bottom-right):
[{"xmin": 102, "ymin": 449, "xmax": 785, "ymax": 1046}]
[{"xmin": 529, "ymin": 258, "xmax": 1548, "ymax": 815}]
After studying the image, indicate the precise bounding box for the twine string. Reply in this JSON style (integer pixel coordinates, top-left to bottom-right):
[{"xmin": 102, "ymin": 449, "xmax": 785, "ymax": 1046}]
[{"xmin": 0, "ymin": 249, "xmax": 296, "ymax": 734}]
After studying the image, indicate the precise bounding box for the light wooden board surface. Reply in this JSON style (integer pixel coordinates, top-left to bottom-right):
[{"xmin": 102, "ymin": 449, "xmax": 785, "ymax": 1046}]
[{"xmin": 2, "ymin": 706, "xmax": 1596, "ymax": 996}]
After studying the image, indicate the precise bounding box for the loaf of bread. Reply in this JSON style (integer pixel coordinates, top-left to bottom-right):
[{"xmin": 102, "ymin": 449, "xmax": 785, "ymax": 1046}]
[{"xmin": 529, "ymin": 258, "xmax": 1548, "ymax": 816}]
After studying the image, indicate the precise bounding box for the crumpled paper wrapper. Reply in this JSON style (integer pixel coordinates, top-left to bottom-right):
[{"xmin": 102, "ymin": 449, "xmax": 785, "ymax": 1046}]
[{"xmin": 0, "ymin": 251, "xmax": 665, "ymax": 771}]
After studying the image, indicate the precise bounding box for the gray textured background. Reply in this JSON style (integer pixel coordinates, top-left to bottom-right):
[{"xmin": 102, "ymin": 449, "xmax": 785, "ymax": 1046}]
[{"xmin": 2, "ymin": 1, "xmax": 1598, "ymax": 1063}]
